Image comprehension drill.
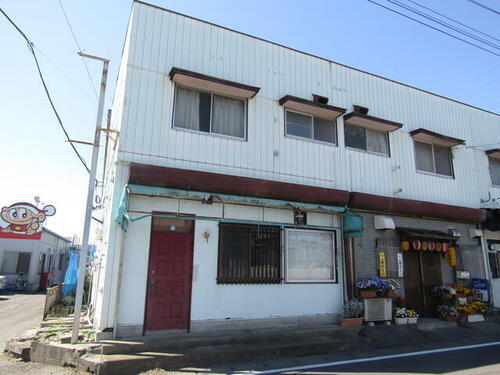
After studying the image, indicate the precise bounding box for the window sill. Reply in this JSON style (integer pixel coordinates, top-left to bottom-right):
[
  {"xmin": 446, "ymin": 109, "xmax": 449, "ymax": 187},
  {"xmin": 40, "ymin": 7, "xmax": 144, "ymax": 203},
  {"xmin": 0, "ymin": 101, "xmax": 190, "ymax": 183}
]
[
  {"xmin": 416, "ymin": 170, "xmax": 454, "ymax": 179},
  {"xmin": 171, "ymin": 125, "xmax": 247, "ymax": 142},
  {"xmin": 284, "ymin": 133, "xmax": 337, "ymax": 147},
  {"xmin": 345, "ymin": 146, "xmax": 390, "ymax": 158}
]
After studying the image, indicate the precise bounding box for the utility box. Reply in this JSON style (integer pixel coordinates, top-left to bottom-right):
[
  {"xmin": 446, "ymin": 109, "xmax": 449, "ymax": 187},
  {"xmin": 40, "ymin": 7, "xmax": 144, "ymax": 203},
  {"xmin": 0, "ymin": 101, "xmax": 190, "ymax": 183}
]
[{"xmin": 364, "ymin": 298, "xmax": 392, "ymax": 322}]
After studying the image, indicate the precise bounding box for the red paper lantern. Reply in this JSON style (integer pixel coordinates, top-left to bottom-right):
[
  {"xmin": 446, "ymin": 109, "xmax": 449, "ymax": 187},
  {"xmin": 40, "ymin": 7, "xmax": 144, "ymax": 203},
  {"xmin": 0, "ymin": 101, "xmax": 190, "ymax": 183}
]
[
  {"xmin": 412, "ymin": 240, "xmax": 422, "ymax": 251},
  {"xmin": 428, "ymin": 241, "xmax": 436, "ymax": 251},
  {"xmin": 442, "ymin": 242, "xmax": 449, "ymax": 252}
]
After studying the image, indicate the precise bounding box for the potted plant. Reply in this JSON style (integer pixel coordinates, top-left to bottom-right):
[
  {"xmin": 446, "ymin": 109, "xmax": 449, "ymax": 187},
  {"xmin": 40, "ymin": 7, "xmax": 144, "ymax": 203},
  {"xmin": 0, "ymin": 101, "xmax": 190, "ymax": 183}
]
[
  {"xmin": 394, "ymin": 311, "xmax": 408, "ymax": 325},
  {"xmin": 356, "ymin": 277, "xmax": 400, "ymax": 298},
  {"xmin": 340, "ymin": 299, "xmax": 364, "ymax": 327},
  {"xmin": 356, "ymin": 277, "xmax": 382, "ymax": 298},
  {"xmin": 431, "ymin": 284, "xmax": 457, "ymax": 299},
  {"xmin": 437, "ymin": 305, "xmax": 459, "ymax": 321},
  {"xmin": 406, "ymin": 309, "xmax": 418, "ymax": 324},
  {"xmin": 394, "ymin": 296, "xmax": 409, "ymax": 314}
]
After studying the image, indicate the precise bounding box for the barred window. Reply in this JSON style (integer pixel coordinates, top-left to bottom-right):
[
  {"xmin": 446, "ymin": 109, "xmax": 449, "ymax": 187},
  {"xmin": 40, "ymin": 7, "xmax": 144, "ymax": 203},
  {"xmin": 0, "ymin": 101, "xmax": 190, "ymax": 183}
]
[{"xmin": 217, "ymin": 223, "xmax": 281, "ymax": 284}]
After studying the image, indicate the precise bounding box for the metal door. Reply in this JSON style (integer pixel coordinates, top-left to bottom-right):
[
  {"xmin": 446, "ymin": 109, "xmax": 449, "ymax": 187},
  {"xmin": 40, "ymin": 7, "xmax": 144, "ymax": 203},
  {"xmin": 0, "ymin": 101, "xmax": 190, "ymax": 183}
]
[{"xmin": 145, "ymin": 230, "xmax": 194, "ymax": 331}]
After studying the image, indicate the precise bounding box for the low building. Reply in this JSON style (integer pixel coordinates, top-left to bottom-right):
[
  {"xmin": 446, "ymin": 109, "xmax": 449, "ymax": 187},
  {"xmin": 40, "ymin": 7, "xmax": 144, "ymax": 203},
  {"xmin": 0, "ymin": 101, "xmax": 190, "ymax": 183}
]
[
  {"xmin": 0, "ymin": 228, "xmax": 71, "ymax": 291},
  {"xmin": 91, "ymin": 1, "xmax": 500, "ymax": 339}
]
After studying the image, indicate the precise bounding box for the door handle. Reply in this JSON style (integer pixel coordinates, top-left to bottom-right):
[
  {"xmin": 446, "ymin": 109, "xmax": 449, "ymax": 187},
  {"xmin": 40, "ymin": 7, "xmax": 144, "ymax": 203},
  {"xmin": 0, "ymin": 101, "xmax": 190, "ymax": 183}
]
[{"xmin": 150, "ymin": 280, "xmax": 156, "ymax": 296}]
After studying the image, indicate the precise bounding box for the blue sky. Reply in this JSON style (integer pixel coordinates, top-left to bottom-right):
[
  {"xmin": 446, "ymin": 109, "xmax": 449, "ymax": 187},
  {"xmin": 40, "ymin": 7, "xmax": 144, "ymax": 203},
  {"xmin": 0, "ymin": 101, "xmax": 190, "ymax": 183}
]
[{"xmin": 0, "ymin": 0, "xmax": 498, "ymax": 238}]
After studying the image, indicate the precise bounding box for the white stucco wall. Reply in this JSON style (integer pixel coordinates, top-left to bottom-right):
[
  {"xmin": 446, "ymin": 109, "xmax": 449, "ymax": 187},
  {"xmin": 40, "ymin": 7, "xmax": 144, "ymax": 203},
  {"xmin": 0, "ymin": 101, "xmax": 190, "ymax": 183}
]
[
  {"xmin": 114, "ymin": 195, "xmax": 344, "ymax": 330},
  {"xmin": 0, "ymin": 229, "xmax": 70, "ymax": 290}
]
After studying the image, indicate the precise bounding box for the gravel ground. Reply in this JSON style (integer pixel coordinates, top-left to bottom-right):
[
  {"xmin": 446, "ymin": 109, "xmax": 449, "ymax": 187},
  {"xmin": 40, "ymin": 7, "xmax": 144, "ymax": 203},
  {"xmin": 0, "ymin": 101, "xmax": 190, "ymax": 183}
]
[{"xmin": 0, "ymin": 292, "xmax": 86, "ymax": 375}]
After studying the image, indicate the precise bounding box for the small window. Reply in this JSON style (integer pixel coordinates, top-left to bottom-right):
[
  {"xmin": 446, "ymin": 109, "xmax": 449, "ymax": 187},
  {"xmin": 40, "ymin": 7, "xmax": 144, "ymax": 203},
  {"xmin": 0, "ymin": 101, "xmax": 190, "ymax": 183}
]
[
  {"xmin": 414, "ymin": 141, "xmax": 453, "ymax": 177},
  {"xmin": 173, "ymin": 86, "xmax": 246, "ymax": 139},
  {"xmin": 285, "ymin": 229, "xmax": 336, "ymax": 283},
  {"xmin": 489, "ymin": 157, "xmax": 500, "ymax": 186},
  {"xmin": 344, "ymin": 124, "xmax": 389, "ymax": 155},
  {"xmin": 58, "ymin": 254, "xmax": 64, "ymax": 271},
  {"xmin": 217, "ymin": 223, "xmax": 281, "ymax": 284},
  {"xmin": 16, "ymin": 253, "xmax": 31, "ymax": 274},
  {"xmin": 488, "ymin": 241, "xmax": 500, "ymax": 279},
  {"xmin": 285, "ymin": 110, "xmax": 336, "ymax": 144}
]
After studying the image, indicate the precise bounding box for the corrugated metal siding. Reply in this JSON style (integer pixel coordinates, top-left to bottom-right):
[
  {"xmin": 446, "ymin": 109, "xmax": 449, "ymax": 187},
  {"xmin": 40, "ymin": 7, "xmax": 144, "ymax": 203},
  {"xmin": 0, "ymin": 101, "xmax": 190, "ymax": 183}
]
[{"xmin": 116, "ymin": 2, "xmax": 500, "ymax": 209}]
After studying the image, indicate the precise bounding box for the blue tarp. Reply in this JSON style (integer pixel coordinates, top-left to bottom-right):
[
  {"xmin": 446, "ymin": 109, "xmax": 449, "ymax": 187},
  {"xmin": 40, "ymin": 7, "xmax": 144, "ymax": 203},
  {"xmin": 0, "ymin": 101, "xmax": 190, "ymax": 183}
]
[{"xmin": 62, "ymin": 252, "xmax": 79, "ymax": 297}]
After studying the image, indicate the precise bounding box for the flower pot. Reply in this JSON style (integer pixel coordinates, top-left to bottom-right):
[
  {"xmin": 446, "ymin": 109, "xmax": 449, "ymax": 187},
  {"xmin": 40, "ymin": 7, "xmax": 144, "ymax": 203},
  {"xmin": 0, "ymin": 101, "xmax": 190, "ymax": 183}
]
[
  {"xmin": 340, "ymin": 317, "xmax": 364, "ymax": 327},
  {"xmin": 408, "ymin": 317, "xmax": 418, "ymax": 324},
  {"xmin": 360, "ymin": 290, "xmax": 377, "ymax": 298},
  {"xmin": 443, "ymin": 316, "xmax": 457, "ymax": 322},
  {"xmin": 387, "ymin": 291, "xmax": 396, "ymax": 298},
  {"xmin": 394, "ymin": 317, "xmax": 408, "ymax": 325}
]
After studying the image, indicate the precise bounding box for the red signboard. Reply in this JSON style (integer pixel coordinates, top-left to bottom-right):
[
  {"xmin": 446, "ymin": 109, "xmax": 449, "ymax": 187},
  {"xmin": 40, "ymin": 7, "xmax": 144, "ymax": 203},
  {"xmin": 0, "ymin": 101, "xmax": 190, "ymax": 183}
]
[{"xmin": 0, "ymin": 202, "xmax": 56, "ymax": 240}]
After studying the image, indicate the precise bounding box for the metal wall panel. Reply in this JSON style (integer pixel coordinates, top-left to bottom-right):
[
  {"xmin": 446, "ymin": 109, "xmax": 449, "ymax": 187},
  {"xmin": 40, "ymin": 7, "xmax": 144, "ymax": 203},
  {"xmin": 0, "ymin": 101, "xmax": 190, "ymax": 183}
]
[{"xmin": 115, "ymin": 2, "xmax": 500, "ymax": 209}]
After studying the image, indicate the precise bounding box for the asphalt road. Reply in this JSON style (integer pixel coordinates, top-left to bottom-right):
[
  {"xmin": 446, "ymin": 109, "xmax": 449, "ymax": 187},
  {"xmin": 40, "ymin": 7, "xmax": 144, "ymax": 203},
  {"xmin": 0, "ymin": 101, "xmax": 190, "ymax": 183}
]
[
  {"xmin": 0, "ymin": 291, "xmax": 79, "ymax": 375},
  {"xmin": 236, "ymin": 343, "xmax": 500, "ymax": 375}
]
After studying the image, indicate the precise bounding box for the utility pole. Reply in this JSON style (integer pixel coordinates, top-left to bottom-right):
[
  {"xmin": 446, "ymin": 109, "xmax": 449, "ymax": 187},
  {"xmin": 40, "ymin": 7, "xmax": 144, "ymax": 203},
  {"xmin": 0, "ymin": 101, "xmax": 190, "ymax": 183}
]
[{"xmin": 71, "ymin": 52, "xmax": 109, "ymax": 344}]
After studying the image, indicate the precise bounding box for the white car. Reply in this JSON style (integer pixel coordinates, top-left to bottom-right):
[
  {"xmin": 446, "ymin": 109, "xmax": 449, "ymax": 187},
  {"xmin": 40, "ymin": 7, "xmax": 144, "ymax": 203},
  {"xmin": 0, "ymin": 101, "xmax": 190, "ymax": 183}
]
[{"xmin": 0, "ymin": 275, "xmax": 7, "ymax": 292}]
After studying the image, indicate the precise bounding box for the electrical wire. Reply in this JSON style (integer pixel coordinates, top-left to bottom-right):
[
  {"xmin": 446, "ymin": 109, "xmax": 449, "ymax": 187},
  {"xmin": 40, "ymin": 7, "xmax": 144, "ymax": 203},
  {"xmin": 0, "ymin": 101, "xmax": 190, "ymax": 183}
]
[
  {"xmin": 467, "ymin": 0, "xmax": 500, "ymax": 16},
  {"xmin": 405, "ymin": 0, "xmax": 500, "ymax": 42},
  {"xmin": 388, "ymin": 0, "xmax": 500, "ymax": 50},
  {"xmin": 366, "ymin": 0, "xmax": 500, "ymax": 57},
  {"xmin": 57, "ymin": 0, "xmax": 98, "ymax": 100},
  {"xmin": 0, "ymin": 7, "xmax": 93, "ymax": 176}
]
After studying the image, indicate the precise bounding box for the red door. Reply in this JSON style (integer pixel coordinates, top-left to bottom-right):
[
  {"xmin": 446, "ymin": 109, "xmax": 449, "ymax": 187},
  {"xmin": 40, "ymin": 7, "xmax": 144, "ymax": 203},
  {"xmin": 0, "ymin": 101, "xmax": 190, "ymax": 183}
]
[{"xmin": 145, "ymin": 231, "xmax": 194, "ymax": 331}]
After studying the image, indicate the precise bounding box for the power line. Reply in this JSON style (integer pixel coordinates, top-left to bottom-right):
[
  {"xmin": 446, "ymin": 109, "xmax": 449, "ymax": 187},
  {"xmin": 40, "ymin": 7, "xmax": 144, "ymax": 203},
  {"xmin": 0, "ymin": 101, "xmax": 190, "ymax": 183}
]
[
  {"xmin": 467, "ymin": 0, "xmax": 500, "ymax": 16},
  {"xmin": 405, "ymin": 0, "xmax": 500, "ymax": 43},
  {"xmin": 0, "ymin": 7, "xmax": 93, "ymax": 175},
  {"xmin": 387, "ymin": 0, "xmax": 500, "ymax": 51},
  {"xmin": 57, "ymin": 0, "xmax": 98, "ymax": 99},
  {"xmin": 366, "ymin": 0, "xmax": 500, "ymax": 57}
]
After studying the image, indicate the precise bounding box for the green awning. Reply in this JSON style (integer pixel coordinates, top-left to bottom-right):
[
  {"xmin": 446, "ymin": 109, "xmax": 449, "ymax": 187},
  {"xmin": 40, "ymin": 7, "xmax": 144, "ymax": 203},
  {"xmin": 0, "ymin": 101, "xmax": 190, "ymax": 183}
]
[{"xmin": 115, "ymin": 184, "xmax": 346, "ymax": 232}]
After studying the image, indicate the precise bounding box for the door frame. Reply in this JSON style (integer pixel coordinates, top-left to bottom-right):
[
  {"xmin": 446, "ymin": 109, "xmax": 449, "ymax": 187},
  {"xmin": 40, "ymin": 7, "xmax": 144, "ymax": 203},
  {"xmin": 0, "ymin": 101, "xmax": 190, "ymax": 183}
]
[{"xmin": 143, "ymin": 216, "xmax": 195, "ymax": 333}]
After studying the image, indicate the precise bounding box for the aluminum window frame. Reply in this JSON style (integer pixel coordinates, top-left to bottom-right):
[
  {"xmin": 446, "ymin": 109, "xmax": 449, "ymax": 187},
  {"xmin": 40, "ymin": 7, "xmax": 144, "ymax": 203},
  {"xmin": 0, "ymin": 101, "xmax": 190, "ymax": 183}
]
[
  {"xmin": 413, "ymin": 140, "xmax": 454, "ymax": 178},
  {"xmin": 284, "ymin": 109, "xmax": 338, "ymax": 146},
  {"xmin": 284, "ymin": 228, "xmax": 337, "ymax": 284},
  {"xmin": 488, "ymin": 157, "xmax": 500, "ymax": 187},
  {"xmin": 172, "ymin": 84, "xmax": 248, "ymax": 141},
  {"xmin": 344, "ymin": 123, "xmax": 391, "ymax": 157}
]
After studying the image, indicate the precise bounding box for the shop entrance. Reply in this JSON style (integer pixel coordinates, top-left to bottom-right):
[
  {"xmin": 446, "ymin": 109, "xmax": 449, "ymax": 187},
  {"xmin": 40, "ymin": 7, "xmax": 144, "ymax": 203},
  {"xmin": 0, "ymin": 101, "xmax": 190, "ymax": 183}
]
[
  {"xmin": 145, "ymin": 217, "xmax": 194, "ymax": 331},
  {"xmin": 404, "ymin": 250, "xmax": 442, "ymax": 317}
]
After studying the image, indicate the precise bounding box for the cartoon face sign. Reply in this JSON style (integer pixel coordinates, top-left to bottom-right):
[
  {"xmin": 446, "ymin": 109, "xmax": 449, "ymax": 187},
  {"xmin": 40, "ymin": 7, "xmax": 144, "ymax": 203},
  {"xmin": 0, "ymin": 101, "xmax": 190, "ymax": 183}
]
[{"xmin": 0, "ymin": 202, "xmax": 56, "ymax": 237}]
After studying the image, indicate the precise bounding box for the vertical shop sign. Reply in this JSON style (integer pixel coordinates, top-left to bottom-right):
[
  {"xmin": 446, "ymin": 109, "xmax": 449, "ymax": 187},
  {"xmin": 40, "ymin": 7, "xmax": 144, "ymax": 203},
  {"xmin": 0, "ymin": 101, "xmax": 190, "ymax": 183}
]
[
  {"xmin": 378, "ymin": 252, "xmax": 387, "ymax": 277},
  {"xmin": 397, "ymin": 253, "xmax": 404, "ymax": 277}
]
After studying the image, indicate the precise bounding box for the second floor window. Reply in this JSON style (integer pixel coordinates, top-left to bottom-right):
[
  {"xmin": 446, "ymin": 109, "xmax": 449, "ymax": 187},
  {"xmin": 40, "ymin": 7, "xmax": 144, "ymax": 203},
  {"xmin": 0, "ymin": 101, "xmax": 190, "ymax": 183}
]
[
  {"xmin": 489, "ymin": 157, "xmax": 500, "ymax": 186},
  {"xmin": 414, "ymin": 141, "xmax": 453, "ymax": 177},
  {"xmin": 173, "ymin": 86, "xmax": 246, "ymax": 139},
  {"xmin": 285, "ymin": 110, "xmax": 336, "ymax": 144},
  {"xmin": 344, "ymin": 123, "xmax": 389, "ymax": 156}
]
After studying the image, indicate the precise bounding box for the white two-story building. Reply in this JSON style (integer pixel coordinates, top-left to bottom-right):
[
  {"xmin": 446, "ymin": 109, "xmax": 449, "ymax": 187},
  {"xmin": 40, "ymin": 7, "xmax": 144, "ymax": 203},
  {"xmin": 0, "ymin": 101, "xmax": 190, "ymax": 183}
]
[{"xmin": 91, "ymin": 1, "xmax": 500, "ymax": 338}]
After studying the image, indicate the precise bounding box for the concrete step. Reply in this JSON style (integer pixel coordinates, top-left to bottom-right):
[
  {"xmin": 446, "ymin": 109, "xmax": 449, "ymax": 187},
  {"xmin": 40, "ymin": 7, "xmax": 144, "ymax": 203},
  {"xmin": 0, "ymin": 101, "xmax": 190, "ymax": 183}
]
[
  {"xmin": 78, "ymin": 335, "xmax": 371, "ymax": 375},
  {"xmin": 95, "ymin": 325, "xmax": 362, "ymax": 355}
]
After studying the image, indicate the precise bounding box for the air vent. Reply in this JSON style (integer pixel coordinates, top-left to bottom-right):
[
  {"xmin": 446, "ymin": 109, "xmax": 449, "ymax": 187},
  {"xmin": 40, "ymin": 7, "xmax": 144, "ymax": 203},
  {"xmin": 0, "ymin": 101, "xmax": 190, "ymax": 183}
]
[
  {"xmin": 312, "ymin": 94, "xmax": 329, "ymax": 105},
  {"xmin": 353, "ymin": 105, "xmax": 369, "ymax": 115}
]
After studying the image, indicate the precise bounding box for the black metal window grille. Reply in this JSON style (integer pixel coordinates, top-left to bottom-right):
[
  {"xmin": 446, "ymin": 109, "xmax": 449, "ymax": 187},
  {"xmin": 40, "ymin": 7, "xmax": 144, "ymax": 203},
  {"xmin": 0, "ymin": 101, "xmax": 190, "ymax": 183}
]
[{"xmin": 217, "ymin": 223, "xmax": 281, "ymax": 284}]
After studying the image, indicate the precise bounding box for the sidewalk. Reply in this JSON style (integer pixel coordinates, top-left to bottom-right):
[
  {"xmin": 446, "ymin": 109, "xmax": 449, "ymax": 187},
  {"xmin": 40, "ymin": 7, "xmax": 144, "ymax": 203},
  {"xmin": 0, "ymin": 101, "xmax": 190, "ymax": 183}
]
[{"xmin": 5, "ymin": 318, "xmax": 500, "ymax": 375}]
